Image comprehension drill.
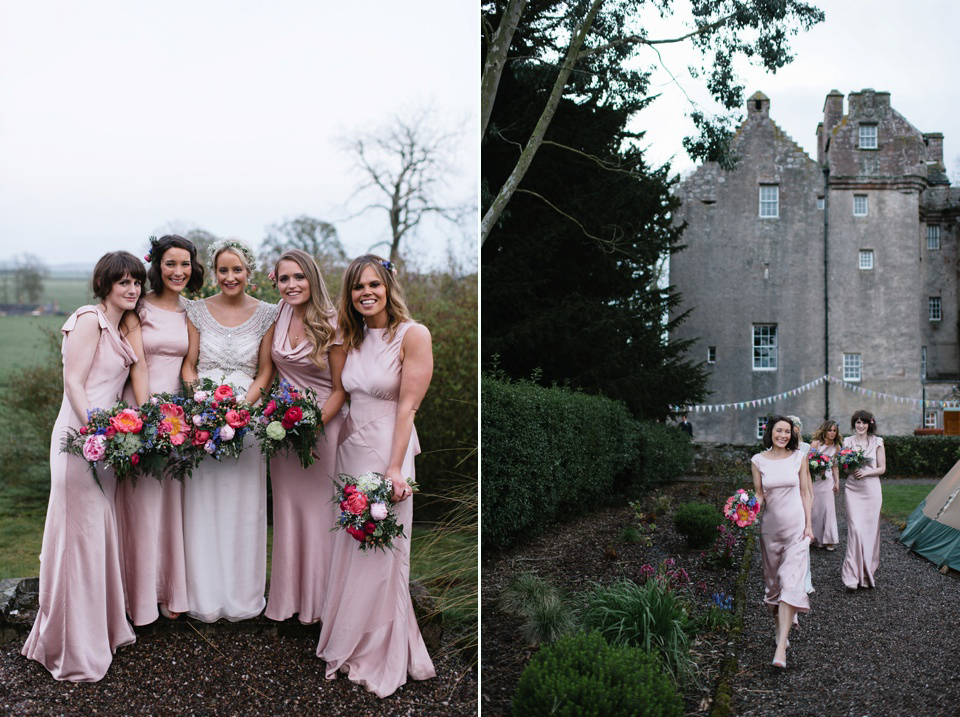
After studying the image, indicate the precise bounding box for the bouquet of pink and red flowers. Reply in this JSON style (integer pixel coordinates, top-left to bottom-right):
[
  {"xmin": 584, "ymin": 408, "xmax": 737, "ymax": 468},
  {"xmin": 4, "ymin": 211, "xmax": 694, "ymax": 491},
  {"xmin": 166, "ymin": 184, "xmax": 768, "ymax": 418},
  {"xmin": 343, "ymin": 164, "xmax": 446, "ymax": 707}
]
[
  {"xmin": 61, "ymin": 401, "xmax": 146, "ymax": 488},
  {"xmin": 253, "ymin": 378, "xmax": 324, "ymax": 468},
  {"xmin": 136, "ymin": 393, "xmax": 203, "ymax": 481},
  {"xmin": 836, "ymin": 446, "xmax": 868, "ymax": 477},
  {"xmin": 807, "ymin": 449, "xmax": 834, "ymax": 481},
  {"xmin": 723, "ymin": 488, "xmax": 762, "ymax": 529},
  {"xmin": 333, "ymin": 471, "xmax": 419, "ymax": 552},
  {"xmin": 182, "ymin": 378, "xmax": 253, "ymax": 461}
]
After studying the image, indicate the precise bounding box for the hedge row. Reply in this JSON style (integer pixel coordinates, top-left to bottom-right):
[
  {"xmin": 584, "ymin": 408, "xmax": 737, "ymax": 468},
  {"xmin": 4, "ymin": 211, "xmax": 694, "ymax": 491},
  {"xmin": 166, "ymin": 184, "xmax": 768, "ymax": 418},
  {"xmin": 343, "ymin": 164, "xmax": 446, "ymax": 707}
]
[{"xmin": 481, "ymin": 377, "xmax": 692, "ymax": 552}]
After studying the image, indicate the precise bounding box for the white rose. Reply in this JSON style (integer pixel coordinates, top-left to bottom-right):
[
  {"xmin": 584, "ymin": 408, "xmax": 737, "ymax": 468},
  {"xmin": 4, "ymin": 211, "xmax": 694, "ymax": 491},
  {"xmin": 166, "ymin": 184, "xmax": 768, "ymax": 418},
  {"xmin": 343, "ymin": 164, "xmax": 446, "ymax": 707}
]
[{"xmin": 219, "ymin": 424, "xmax": 235, "ymax": 441}]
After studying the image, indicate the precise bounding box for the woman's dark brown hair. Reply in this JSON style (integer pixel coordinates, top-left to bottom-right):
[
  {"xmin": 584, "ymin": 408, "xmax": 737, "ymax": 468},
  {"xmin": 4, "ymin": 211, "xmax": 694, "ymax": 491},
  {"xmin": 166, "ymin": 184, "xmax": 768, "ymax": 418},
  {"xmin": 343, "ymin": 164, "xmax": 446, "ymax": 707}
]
[
  {"xmin": 762, "ymin": 414, "xmax": 800, "ymax": 451},
  {"xmin": 91, "ymin": 251, "xmax": 146, "ymax": 314},
  {"xmin": 146, "ymin": 235, "xmax": 205, "ymax": 295},
  {"xmin": 850, "ymin": 409, "xmax": 877, "ymax": 435}
]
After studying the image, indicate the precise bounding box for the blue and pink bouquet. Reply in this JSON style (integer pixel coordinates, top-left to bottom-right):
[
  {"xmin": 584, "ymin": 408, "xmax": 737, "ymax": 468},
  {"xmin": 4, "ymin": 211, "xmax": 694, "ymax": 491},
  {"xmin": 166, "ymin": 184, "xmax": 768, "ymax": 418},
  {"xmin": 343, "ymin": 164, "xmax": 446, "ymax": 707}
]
[
  {"xmin": 182, "ymin": 378, "xmax": 252, "ymax": 461},
  {"xmin": 836, "ymin": 446, "xmax": 868, "ymax": 477},
  {"xmin": 253, "ymin": 378, "xmax": 324, "ymax": 468},
  {"xmin": 723, "ymin": 488, "xmax": 761, "ymax": 529},
  {"xmin": 807, "ymin": 449, "xmax": 833, "ymax": 481},
  {"xmin": 333, "ymin": 471, "xmax": 418, "ymax": 552},
  {"xmin": 61, "ymin": 401, "xmax": 146, "ymax": 488}
]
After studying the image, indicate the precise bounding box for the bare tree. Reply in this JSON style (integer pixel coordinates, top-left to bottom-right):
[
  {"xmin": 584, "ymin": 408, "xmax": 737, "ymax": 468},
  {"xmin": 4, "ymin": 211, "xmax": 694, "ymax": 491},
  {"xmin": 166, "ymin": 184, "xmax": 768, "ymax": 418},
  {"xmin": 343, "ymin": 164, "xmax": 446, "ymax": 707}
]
[
  {"xmin": 12, "ymin": 254, "xmax": 48, "ymax": 304},
  {"xmin": 341, "ymin": 107, "xmax": 470, "ymax": 264},
  {"xmin": 259, "ymin": 215, "xmax": 348, "ymax": 273}
]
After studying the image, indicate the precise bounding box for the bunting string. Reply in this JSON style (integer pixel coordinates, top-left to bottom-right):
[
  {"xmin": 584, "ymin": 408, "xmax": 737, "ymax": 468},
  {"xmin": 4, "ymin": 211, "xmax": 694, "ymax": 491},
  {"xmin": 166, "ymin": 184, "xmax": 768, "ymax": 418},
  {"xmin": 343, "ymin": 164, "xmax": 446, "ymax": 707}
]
[{"xmin": 672, "ymin": 375, "xmax": 960, "ymax": 413}]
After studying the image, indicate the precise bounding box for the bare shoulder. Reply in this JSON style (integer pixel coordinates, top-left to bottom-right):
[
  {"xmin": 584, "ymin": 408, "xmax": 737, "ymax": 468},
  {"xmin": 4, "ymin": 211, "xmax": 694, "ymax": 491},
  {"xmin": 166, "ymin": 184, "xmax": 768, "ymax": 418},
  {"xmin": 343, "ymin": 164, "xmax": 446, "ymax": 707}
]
[{"xmin": 403, "ymin": 322, "xmax": 431, "ymax": 342}]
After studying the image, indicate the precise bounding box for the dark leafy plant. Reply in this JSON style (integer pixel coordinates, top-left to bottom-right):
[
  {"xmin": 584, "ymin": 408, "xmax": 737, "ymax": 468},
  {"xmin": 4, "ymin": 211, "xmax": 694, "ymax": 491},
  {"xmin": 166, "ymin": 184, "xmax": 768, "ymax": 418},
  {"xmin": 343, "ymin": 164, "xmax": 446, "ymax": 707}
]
[{"xmin": 673, "ymin": 502, "xmax": 723, "ymax": 549}]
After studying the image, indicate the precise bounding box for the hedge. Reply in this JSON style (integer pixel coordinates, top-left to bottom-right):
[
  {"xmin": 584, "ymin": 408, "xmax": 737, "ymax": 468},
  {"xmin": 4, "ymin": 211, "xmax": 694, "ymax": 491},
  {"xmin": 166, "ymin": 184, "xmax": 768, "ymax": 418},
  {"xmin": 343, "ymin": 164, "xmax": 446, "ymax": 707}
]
[{"xmin": 482, "ymin": 376, "xmax": 692, "ymax": 552}]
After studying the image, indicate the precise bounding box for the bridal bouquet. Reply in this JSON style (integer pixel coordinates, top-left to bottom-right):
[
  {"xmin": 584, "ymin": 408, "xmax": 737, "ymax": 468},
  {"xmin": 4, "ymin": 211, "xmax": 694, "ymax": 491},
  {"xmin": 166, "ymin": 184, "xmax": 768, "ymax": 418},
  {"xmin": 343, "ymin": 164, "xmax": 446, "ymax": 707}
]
[
  {"xmin": 61, "ymin": 401, "xmax": 145, "ymax": 488},
  {"xmin": 182, "ymin": 378, "xmax": 253, "ymax": 461},
  {"xmin": 253, "ymin": 378, "xmax": 324, "ymax": 468},
  {"xmin": 723, "ymin": 488, "xmax": 761, "ymax": 529},
  {"xmin": 137, "ymin": 393, "xmax": 203, "ymax": 481},
  {"xmin": 836, "ymin": 446, "xmax": 868, "ymax": 477},
  {"xmin": 333, "ymin": 471, "xmax": 419, "ymax": 552},
  {"xmin": 807, "ymin": 449, "xmax": 833, "ymax": 480}
]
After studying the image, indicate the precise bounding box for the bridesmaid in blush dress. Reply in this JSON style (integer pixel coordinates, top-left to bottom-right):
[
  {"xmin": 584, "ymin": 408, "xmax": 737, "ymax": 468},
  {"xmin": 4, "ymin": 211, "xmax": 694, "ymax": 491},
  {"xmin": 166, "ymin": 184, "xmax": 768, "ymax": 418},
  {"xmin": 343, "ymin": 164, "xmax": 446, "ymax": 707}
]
[
  {"xmin": 808, "ymin": 420, "xmax": 841, "ymax": 551},
  {"xmin": 841, "ymin": 409, "xmax": 885, "ymax": 591},
  {"xmin": 316, "ymin": 255, "xmax": 436, "ymax": 697},
  {"xmin": 22, "ymin": 252, "xmax": 146, "ymax": 681},
  {"xmin": 751, "ymin": 415, "xmax": 814, "ymax": 669},
  {"xmin": 264, "ymin": 250, "xmax": 346, "ymax": 624},
  {"xmin": 116, "ymin": 235, "xmax": 204, "ymax": 625}
]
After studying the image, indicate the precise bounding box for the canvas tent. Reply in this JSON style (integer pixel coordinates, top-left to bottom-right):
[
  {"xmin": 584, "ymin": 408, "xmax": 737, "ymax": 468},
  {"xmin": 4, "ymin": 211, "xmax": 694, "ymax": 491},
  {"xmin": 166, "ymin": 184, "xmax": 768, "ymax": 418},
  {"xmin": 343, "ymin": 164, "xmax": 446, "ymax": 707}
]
[{"xmin": 900, "ymin": 459, "xmax": 960, "ymax": 572}]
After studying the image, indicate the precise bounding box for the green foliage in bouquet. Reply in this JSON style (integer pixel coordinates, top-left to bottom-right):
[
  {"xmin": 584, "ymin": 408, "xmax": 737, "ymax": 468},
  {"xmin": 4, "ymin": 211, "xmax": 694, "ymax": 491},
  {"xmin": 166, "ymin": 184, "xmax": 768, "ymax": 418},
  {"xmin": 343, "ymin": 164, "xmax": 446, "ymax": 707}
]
[
  {"xmin": 673, "ymin": 502, "xmax": 723, "ymax": 549},
  {"xmin": 511, "ymin": 631, "xmax": 684, "ymax": 717},
  {"xmin": 580, "ymin": 579, "xmax": 695, "ymax": 684}
]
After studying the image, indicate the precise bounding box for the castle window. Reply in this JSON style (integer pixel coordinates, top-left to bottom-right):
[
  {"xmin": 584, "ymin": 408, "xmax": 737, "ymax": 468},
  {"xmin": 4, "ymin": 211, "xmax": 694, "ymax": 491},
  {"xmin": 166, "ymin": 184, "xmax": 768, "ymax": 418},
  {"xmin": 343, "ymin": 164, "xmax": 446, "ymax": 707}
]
[
  {"xmin": 707, "ymin": 346, "xmax": 716, "ymax": 364},
  {"xmin": 928, "ymin": 225, "xmax": 941, "ymax": 250},
  {"xmin": 858, "ymin": 250, "xmax": 874, "ymax": 270},
  {"xmin": 843, "ymin": 353, "xmax": 862, "ymax": 382},
  {"xmin": 854, "ymin": 195, "xmax": 868, "ymax": 217},
  {"xmin": 817, "ymin": 196, "xmax": 825, "ymax": 210},
  {"xmin": 859, "ymin": 124, "xmax": 878, "ymax": 149},
  {"xmin": 752, "ymin": 324, "xmax": 778, "ymax": 371},
  {"xmin": 930, "ymin": 297, "xmax": 942, "ymax": 322},
  {"xmin": 757, "ymin": 417, "xmax": 767, "ymax": 440},
  {"xmin": 759, "ymin": 185, "xmax": 779, "ymax": 218},
  {"xmin": 925, "ymin": 410, "xmax": 939, "ymax": 429}
]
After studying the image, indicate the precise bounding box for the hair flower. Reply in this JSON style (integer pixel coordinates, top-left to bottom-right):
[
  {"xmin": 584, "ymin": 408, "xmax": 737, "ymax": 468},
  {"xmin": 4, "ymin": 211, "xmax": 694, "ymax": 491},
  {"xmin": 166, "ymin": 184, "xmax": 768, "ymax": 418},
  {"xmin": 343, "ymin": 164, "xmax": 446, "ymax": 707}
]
[{"xmin": 380, "ymin": 260, "xmax": 397, "ymax": 276}]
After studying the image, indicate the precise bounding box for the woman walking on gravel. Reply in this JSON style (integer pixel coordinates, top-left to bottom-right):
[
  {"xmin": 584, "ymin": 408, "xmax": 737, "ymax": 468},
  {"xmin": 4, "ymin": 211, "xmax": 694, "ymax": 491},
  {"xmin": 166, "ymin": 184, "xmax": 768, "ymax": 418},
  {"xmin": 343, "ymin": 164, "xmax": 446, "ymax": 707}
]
[
  {"xmin": 841, "ymin": 410, "xmax": 885, "ymax": 591},
  {"xmin": 751, "ymin": 415, "xmax": 814, "ymax": 669},
  {"xmin": 808, "ymin": 420, "xmax": 841, "ymax": 551}
]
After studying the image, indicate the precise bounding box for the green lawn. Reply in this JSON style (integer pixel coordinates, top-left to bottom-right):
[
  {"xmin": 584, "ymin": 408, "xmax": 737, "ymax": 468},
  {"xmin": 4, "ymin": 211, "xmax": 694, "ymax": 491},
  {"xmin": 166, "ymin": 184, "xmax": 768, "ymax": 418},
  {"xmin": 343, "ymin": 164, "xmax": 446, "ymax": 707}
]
[
  {"xmin": 0, "ymin": 515, "xmax": 43, "ymax": 579},
  {"xmin": 0, "ymin": 315, "xmax": 63, "ymax": 384},
  {"xmin": 881, "ymin": 483, "xmax": 933, "ymax": 523}
]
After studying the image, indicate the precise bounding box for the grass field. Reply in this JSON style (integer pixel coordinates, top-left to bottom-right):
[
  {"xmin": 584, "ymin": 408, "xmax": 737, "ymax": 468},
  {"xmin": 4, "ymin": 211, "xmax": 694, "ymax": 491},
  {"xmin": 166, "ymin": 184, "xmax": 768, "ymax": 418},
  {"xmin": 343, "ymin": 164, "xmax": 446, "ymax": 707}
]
[
  {"xmin": 0, "ymin": 316, "xmax": 63, "ymax": 384},
  {"xmin": 881, "ymin": 483, "xmax": 933, "ymax": 522}
]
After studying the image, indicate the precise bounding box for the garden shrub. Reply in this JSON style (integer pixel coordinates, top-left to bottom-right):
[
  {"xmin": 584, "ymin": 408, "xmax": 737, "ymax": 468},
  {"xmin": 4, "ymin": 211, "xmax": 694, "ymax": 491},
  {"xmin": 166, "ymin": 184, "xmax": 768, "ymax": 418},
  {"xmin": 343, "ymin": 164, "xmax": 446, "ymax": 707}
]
[
  {"xmin": 579, "ymin": 579, "xmax": 694, "ymax": 683},
  {"xmin": 498, "ymin": 572, "xmax": 575, "ymax": 645},
  {"xmin": 481, "ymin": 376, "xmax": 639, "ymax": 551},
  {"xmin": 511, "ymin": 631, "xmax": 684, "ymax": 717},
  {"xmin": 882, "ymin": 435, "xmax": 960, "ymax": 477},
  {"xmin": 673, "ymin": 502, "xmax": 723, "ymax": 549}
]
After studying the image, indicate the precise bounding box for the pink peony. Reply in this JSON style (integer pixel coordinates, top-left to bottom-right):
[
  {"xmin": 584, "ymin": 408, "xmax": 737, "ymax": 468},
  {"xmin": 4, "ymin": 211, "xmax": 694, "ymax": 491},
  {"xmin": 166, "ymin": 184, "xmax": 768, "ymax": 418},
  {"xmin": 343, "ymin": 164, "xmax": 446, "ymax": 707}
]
[
  {"xmin": 345, "ymin": 491, "xmax": 368, "ymax": 515},
  {"xmin": 193, "ymin": 390, "xmax": 209, "ymax": 401},
  {"xmin": 219, "ymin": 424, "xmax": 236, "ymax": 441},
  {"xmin": 370, "ymin": 502, "xmax": 388, "ymax": 521},
  {"xmin": 191, "ymin": 429, "xmax": 210, "ymax": 447},
  {"xmin": 110, "ymin": 408, "xmax": 143, "ymax": 434},
  {"xmin": 213, "ymin": 384, "xmax": 233, "ymax": 402},
  {"xmin": 263, "ymin": 400, "xmax": 276, "ymax": 417},
  {"xmin": 159, "ymin": 403, "xmax": 190, "ymax": 446},
  {"xmin": 82, "ymin": 434, "xmax": 107, "ymax": 461},
  {"xmin": 226, "ymin": 409, "xmax": 250, "ymax": 428}
]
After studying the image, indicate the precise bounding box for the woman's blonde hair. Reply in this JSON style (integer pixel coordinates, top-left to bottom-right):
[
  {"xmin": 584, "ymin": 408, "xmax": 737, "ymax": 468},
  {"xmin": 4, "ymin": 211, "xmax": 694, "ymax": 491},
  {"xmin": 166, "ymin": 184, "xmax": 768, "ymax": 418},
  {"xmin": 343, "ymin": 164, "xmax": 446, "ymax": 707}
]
[
  {"xmin": 274, "ymin": 249, "xmax": 336, "ymax": 369},
  {"xmin": 811, "ymin": 420, "xmax": 843, "ymax": 446},
  {"xmin": 337, "ymin": 254, "xmax": 412, "ymax": 351},
  {"xmin": 210, "ymin": 238, "xmax": 256, "ymax": 277}
]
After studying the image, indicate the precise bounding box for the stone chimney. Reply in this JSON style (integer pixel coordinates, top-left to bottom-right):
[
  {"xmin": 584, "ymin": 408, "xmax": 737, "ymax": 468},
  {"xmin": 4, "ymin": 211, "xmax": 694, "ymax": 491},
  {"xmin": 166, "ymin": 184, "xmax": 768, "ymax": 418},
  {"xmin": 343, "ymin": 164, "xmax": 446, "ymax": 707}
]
[
  {"xmin": 924, "ymin": 133, "xmax": 944, "ymax": 165},
  {"xmin": 747, "ymin": 91, "xmax": 770, "ymax": 118}
]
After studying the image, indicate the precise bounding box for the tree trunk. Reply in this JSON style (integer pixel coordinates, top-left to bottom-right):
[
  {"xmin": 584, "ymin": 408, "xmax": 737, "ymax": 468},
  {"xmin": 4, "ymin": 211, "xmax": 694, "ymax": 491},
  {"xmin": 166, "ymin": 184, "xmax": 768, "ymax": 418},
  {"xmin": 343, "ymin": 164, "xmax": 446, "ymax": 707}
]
[
  {"xmin": 481, "ymin": 0, "xmax": 526, "ymax": 136},
  {"xmin": 480, "ymin": 0, "xmax": 604, "ymax": 246}
]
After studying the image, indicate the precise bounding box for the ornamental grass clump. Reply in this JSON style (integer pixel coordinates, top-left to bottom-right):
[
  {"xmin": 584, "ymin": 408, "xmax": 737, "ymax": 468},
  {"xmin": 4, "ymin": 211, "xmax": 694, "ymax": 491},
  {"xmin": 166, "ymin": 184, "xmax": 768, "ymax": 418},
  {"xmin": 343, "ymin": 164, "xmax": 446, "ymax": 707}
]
[
  {"xmin": 673, "ymin": 501, "xmax": 723, "ymax": 548},
  {"xmin": 511, "ymin": 631, "xmax": 684, "ymax": 717},
  {"xmin": 499, "ymin": 572, "xmax": 575, "ymax": 645},
  {"xmin": 580, "ymin": 578, "xmax": 695, "ymax": 684}
]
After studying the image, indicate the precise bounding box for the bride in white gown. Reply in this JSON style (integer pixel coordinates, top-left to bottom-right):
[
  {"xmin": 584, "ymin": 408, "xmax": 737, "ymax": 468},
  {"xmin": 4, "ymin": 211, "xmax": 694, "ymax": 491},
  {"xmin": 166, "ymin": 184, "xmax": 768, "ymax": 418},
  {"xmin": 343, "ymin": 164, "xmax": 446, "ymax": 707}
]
[{"xmin": 181, "ymin": 239, "xmax": 277, "ymax": 621}]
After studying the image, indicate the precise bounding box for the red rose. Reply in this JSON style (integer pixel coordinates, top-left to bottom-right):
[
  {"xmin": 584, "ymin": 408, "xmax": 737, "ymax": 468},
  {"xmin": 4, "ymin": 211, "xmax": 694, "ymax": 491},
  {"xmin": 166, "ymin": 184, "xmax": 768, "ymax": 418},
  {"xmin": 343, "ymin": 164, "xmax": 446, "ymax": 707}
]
[
  {"xmin": 339, "ymin": 500, "xmax": 349, "ymax": 512},
  {"xmin": 79, "ymin": 426, "xmax": 87, "ymax": 435},
  {"xmin": 263, "ymin": 400, "xmax": 276, "ymax": 417},
  {"xmin": 363, "ymin": 521, "xmax": 376, "ymax": 534},
  {"xmin": 214, "ymin": 384, "xmax": 233, "ymax": 401},
  {"xmin": 131, "ymin": 454, "xmax": 140, "ymax": 466},
  {"xmin": 105, "ymin": 427, "xmax": 117, "ymax": 439},
  {"xmin": 343, "ymin": 484, "xmax": 356, "ymax": 496},
  {"xmin": 281, "ymin": 406, "xmax": 303, "ymax": 430},
  {"xmin": 192, "ymin": 429, "xmax": 211, "ymax": 447},
  {"xmin": 345, "ymin": 491, "xmax": 368, "ymax": 515},
  {"xmin": 211, "ymin": 401, "xmax": 219, "ymax": 410},
  {"xmin": 346, "ymin": 526, "xmax": 366, "ymax": 542}
]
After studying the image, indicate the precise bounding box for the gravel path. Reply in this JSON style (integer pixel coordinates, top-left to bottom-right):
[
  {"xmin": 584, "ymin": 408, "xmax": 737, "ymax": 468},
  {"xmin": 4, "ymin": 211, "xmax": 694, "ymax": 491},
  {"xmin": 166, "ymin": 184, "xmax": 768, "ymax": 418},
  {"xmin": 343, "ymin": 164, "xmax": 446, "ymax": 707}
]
[{"xmin": 733, "ymin": 478, "xmax": 960, "ymax": 716}]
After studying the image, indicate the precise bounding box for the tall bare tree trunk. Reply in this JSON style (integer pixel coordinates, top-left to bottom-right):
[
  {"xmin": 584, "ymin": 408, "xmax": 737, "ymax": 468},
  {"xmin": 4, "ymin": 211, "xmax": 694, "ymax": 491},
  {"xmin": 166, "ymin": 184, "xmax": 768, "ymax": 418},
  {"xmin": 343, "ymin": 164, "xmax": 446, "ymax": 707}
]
[{"xmin": 481, "ymin": 0, "xmax": 527, "ymax": 136}]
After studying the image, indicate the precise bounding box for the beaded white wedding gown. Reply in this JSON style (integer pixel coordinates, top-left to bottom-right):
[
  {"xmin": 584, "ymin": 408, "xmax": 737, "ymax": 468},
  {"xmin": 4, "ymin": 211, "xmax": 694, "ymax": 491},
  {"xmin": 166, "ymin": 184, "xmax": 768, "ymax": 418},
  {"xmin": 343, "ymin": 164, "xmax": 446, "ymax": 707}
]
[{"xmin": 182, "ymin": 299, "xmax": 277, "ymax": 622}]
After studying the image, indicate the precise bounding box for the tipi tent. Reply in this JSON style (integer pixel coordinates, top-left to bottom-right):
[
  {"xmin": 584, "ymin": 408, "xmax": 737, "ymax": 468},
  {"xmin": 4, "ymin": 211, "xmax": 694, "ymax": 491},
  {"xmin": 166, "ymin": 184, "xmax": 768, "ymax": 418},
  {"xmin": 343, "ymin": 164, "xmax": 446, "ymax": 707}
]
[{"xmin": 900, "ymin": 459, "xmax": 960, "ymax": 572}]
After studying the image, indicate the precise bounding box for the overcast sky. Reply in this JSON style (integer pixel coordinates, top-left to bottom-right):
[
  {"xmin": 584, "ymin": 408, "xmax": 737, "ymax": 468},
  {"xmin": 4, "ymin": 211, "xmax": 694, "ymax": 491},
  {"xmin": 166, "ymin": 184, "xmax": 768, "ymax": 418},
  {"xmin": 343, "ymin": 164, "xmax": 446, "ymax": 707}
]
[
  {"xmin": 0, "ymin": 1, "xmax": 477, "ymax": 271},
  {"xmin": 631, "ymin": 0, "xmax": 960, "ymax": 180}
]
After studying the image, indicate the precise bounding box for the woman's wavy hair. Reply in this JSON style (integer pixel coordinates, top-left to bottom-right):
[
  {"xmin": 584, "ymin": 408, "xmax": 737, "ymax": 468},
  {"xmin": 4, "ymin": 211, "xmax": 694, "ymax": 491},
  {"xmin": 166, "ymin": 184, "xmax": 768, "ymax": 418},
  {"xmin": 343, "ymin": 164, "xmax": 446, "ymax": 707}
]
[
  {"xmin": 762, "ymin": 415, "xmax": 800, "ymax": 451},
  {"xmin": 337, "ymin": 254, "xmax": 412, "ymax": 351},
  {"xmin": 274, "ymin": 249, "xmax": 336, "ymax": 369},
  {"xmin": 147, "ymin": 235, "xmax": 204, "ymax": 296},
  {"xmin": 210, "ymin": 238, "xmax": 256, "ymax": 277},
  {"xmin": 850, "ymin": 409, "xmax": 877, "ymax": 435},
  {"xmin": 91, "ymin": 251, "xmax": 147, "ymax": 315},
  {"xmin": 811, "ymin": 420, "xmax": 843, "ymax": 446}
]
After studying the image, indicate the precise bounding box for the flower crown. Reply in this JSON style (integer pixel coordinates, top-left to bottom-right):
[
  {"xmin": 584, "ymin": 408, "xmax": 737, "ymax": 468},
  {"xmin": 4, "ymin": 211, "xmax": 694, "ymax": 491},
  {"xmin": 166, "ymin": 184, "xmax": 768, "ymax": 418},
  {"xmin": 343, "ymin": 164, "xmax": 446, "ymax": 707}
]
[
  {"xmin": 144, "ymin": 235, "xmax": 160, "ymax": 263},
  {"xmin": 209, "ymin": 238, "xmax": 257, "ymax": 272}
]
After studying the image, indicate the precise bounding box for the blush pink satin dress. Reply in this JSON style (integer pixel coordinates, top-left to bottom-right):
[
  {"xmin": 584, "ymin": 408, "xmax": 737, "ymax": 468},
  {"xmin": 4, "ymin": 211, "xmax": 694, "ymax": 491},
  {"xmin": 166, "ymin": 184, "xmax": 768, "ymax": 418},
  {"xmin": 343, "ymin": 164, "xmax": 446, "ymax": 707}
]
[
  {"xmin": 752, "ymin": 449, "xmax": 811, "ymax": 614},
  {"xmin": 841, "ymin": 435, "xmax": 883, "ymax": 588},
  {"xmin": 115, "ymin": 299, "xmax": 191, "ymax": 625},
  {"xmin": 810, "ymin": 443, "xmax": 839, "ymax": 547},
  {"xmin": 22, "ymin": 306, "xmax": 137, "ymax": 681},
  {"xmin": 264, "ymin": 302, "xmax": 345, "ymax": 624},
  {"xmin": 316, "ymin": 322, "xmax": 436, "ymax": 698}
]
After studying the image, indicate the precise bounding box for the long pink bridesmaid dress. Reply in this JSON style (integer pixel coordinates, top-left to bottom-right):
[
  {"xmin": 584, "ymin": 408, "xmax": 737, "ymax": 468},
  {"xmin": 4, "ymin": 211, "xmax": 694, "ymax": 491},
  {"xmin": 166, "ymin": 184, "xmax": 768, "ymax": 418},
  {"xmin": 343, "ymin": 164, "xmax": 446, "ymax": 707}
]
[
  {"xmin": 841, "ymin": 434, "xmax": 883, "ymax": 588},
  {"xmin": 810, "ymin": 443, "xmax": 839, "ymax": 547},
  {"xmin": 316, "ymin": 322, "xmax": 436, "ymax": 698},
  {"xmin": 752, "ymin": 449, "xmax": 811, "ymax": 615},
  {"xmin": 115, "ymin": 299, "xmax": 190, "ymax": 625},
  {"xmin": 22, "ymin": 306, "xmax": 137, "ymax": 681},
  {"xmin": 264, "ymin": 302, "xmax": 345, "ymax": 623}
]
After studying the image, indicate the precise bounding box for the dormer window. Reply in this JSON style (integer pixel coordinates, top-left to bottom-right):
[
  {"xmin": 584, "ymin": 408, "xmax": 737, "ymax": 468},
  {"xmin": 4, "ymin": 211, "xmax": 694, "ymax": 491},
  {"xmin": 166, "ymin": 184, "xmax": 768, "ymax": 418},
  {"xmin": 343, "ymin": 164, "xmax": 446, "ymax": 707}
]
[{"xmin": 859, "ymin": 125, "xmax": 878, "ymax": 149}]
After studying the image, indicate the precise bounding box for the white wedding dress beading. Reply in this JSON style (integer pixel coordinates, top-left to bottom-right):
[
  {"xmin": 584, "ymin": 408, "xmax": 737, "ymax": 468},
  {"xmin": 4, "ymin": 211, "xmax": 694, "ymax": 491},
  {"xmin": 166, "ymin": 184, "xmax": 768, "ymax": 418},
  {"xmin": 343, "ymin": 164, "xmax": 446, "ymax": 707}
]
[{"xmin": 182, "ymin": 299, "xmax": 278, "ymax": 622}]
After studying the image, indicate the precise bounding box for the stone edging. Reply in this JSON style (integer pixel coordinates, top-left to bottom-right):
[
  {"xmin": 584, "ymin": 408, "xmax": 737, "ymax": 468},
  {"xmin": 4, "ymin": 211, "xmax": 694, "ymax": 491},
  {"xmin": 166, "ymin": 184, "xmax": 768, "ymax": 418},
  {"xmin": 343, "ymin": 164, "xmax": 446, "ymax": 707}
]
[{"xmin": 710, "ymin": 528, "xmax": 755, "ymax": 717}]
